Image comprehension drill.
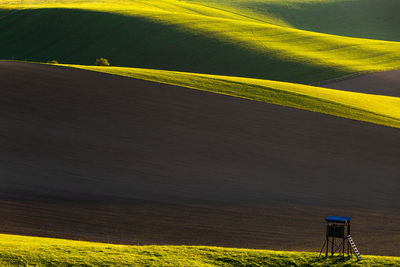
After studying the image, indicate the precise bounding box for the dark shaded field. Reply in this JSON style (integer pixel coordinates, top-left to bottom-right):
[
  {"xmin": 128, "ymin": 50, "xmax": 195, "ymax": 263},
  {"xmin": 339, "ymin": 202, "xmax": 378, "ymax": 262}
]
[
  {"xmin": 1, "ymin": 61, "xmax": 399, "ymax": 255},
  {"xmin": 224, "ymin": 0, "xmax": 400, "ymax": 42},
  {"xmin": 323, "ymin": 69, "xmax": 400, "ymax": 97},
  {"xmin": 0, "ymin": 8, "xmax": 342, "ymax": 83}
]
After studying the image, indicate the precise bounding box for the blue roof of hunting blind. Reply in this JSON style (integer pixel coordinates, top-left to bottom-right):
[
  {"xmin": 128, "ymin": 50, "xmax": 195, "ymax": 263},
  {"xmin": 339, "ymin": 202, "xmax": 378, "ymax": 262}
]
[{"xmin": 325, "ymin": 216, "xmax": 352, "ymax": 222}]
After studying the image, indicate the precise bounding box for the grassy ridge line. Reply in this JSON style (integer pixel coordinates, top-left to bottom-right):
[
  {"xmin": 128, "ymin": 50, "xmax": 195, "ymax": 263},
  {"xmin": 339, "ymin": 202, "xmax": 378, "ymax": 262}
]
[
  {"xmin": 63, "ymin": 64, "xmax": 400, "ymax": 129},
  {"xmin": 190, "ymin": 0, "xmax": 400, "ymax": 42},
  {"xmin": 1, "ymin": 234, "xmax": 399, "ymax": 266},
  {"xmin": 0, "ymin": 6, "xmax": 328, "ymax": 83},
  {"xmin": 15, "ymin": 0, "xmax": 400, "ymax": 71},
  {"xmin": 1, "ymin": 0, "xmax": 400, "ymax": 83},
  {"xmin": 0, "ymin": 0, "xmax": 278, "ymax": 24}
]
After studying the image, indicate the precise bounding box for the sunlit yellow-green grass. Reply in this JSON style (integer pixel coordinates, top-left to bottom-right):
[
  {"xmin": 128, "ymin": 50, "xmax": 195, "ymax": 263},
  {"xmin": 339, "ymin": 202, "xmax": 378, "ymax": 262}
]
[
  {"xmin": 0, "ymin": 234, "xmax": 399, "ymax": 266},
  {"xmin": 1, "ymin": 0, "xmax": 400, "ymax": 83},
  {"xmin": 190, "ymin": 0, "xmax": 400, "ymax": 42},
  {"xmin": 62, "ymin": 64, "xmax": 400, "ymax": 129}
]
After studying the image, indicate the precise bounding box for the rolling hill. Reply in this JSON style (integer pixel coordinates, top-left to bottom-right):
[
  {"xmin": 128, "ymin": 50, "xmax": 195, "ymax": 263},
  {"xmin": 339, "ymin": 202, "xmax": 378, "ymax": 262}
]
[
  {"xmin": 190, "ymin": 0, "xmax": 400, "ymax": 42},
  {"xmin": 1, "ymin": 0, "xmax": 400, "ymax": 83},
  {"xmin": 1, "ymin": 0, "xmax": 400, "ymax": 261},
  {"xmin": 1, "ymin": 61, "xmax": 400, "ymax": 256},
  {"xmin": 64, "ymin": 63, "xmax": 400, "ymax": 129},
  {"xmin": 1, "ymin": 234, "xmax": 400, "ymax": 266}
]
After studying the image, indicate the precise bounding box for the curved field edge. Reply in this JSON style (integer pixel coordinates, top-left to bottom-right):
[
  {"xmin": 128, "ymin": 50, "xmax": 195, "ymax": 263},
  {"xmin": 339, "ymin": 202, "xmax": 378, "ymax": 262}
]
[
  {"xmin": 189, "ymin": 0, "xmax": 400, "ymax": 42},
  {"xmin": 0, "ymin": 234, "xmax": 399, "ymax": 267},
  {"xmin": 62, "ymin": 64, "xmax": 400, "ymax": 129},
  {"xmin": 1, "ymin": 1, "xmax": 400, "ymax": 83}
]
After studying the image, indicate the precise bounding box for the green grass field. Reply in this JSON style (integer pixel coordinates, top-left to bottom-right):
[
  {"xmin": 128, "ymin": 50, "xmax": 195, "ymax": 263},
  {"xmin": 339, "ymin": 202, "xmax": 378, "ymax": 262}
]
[
  {"xmin": 1, "ymin": 0, "xmax": 400, "ymax": 83},
  {"xmin": 189, "ymin": 0, "xmax": 400, "ymax": 42},
  {"xmin": 1, "ymin": 1, "xmax": 400, "ymax": 265},
  {"xmin": 0, "ymin": 234, "xmax": 399, "ymax": 266},
  {"xmin": 62, "ymin": 64, "xmax": 400, "ymax": 129}
]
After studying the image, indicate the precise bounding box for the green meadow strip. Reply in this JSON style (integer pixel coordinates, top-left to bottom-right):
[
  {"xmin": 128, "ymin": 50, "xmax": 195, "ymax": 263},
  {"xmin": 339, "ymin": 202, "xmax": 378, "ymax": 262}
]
[
  {"xmin": 63, "ymin": 64, "xmax": 400, "ymax": 129},
  {"xmin": 0, "ymin": 234, "xmax": 399, "ymax": 266}
]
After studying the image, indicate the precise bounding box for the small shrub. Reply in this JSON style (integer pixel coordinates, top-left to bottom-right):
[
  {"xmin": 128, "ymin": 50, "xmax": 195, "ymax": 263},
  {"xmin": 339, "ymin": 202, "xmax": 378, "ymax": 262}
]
[
  {"xmin": 47, "ymin": 60, "xmax": 59, "ymax": 64},
  {"xmin": 96, "ymin": 58, "xmax": 110, "ymax": 66}
]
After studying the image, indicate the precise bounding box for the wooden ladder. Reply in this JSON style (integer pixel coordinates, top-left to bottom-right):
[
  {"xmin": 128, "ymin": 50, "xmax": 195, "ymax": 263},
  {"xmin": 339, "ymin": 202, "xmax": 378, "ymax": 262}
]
[{"xmin": 347, "ymin": 235, "xmax": 362, "ymax": 260}]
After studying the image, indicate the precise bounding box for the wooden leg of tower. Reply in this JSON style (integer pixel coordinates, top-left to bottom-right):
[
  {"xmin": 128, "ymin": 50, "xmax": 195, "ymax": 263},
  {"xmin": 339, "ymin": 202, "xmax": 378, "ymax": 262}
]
[
  {"xmin": 347, "ymin": 239, "xmax": 350, "ymax": 256},
  {"xmin": 326, "ymin": 237, "xmax": 328, "ymax": 257},
  {"xmin": 349, "ymin": 240, "xmax": 352, "ymax": 256},
  {"xmin": 342, "ymin": 237, "xmax": 344, "ymax": 257},
  {"xmin": 331, "ymin": 237, "xmax": 334, "ymax": 255}
]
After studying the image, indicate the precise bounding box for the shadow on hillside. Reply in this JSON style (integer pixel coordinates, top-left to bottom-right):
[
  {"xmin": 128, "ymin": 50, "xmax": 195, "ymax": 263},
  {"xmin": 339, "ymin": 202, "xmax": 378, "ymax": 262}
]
[
  {"xmin": 0, "ymin": 8, "xmax": 344, "ymax": 83},
  {"xmin": 235, "ymin": 0, "xmax": 400, "ymax": 42}
]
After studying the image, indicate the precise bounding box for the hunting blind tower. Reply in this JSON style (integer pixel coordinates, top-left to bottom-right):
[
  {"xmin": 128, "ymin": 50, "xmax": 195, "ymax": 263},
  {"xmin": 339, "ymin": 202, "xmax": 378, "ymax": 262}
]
[{"xmin": 319, "ymin": 216, "xmax": 361, "ymax": 260}]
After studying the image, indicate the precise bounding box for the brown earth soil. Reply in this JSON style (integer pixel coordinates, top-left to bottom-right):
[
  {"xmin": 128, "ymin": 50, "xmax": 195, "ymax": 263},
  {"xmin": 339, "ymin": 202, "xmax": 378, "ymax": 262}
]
[
  {"xmin": 322, "ymin": 69, "xmax": 400, "ymax": 97},
  {"xmin": 1, "ymin": 61, "xmax": 399, "ymax": 256}
]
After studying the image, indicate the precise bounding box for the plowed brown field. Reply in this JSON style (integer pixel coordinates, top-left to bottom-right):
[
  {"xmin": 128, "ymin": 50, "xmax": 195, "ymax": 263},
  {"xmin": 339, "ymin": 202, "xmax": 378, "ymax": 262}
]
[{"xmin": 1, "ymin": 61, "xmax": 399, "ymax": 255}]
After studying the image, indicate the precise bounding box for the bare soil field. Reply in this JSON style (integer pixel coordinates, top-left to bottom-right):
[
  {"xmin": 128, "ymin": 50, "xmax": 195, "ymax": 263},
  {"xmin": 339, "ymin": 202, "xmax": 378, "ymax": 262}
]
[
  {"xmin": 1, "ymin": 61, "xmax": 399, "ymax": 255},
  {"xmin": 322, "ymin": 69, "xmax": 400, "ymax": 97}
]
